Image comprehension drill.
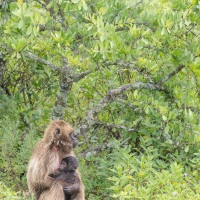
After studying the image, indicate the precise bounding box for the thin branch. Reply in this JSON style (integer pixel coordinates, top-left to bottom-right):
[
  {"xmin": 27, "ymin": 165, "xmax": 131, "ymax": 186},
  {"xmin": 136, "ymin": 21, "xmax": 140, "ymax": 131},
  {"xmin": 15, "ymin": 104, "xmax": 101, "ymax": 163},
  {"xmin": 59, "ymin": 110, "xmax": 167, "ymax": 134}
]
[
  {"xmin": 88, "ymin": 82, "xmax": 165, "ymax": 119},
  {"xmin": 57, "ymin": 3, "xmax": 68, "ymax": 31},
  {"xmin": 82, "ymin": 136, "xmax": 132, "ymax": 157},
  {"xmin": 51, "ymin": 66, "xmax": 73, "ymax": 120},
  {"xmin": 73, "ymin": 70, "xmax": 92, "ymax": 82},
  {"xmin": 24, "ymin": 51, "xmax": 61, "ymax": 72},
  {"xmin": 82, "ymin": 142, "xmax": 111, "ymax": 157},
  {"xmin": 116, "ymin": 98, "xmax": 139, "ymax": 111},
  {"xmin": 75, "ymin": 81, "xmax": 167, "ymax": 137},
  {"xmin": 132, "ymin": 0, "xmax": 143, "ymax": 9},
  {"xmin": 103, "ymin": 61, "xmax": 154, "ymax": 82},
  {"xmin": 36, "ymin": 0, "xmax": 68, "ymax": 31},
  {"xmin": 158, "ymin": 65, "xmax": 185, "ymax": 84},
  {"xmin": 94, "ymin": 121, "xmax": 135, "ymax": 132},
  {"xmin": 187, "ymin": 66, "xmax": 199, "ymax": 93}
]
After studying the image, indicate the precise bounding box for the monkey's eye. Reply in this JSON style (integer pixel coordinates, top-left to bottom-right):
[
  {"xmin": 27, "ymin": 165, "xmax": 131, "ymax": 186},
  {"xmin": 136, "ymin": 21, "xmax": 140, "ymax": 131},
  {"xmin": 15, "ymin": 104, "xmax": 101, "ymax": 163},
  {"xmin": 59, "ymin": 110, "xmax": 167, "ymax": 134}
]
[{"xmin": 55, "ymin": 128, "xmax": 60, "ymax": 134}]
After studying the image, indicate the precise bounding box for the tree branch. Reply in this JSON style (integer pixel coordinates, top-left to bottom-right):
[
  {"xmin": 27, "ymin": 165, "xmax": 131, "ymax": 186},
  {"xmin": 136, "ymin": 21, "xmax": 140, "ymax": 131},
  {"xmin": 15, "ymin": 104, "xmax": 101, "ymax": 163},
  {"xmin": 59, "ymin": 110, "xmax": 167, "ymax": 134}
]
[
  {"xmin": 51, "ymin": 66, "xmax": 92, "ymax": 119},
  {"xmin": 82, "ymin": 142, "xmax": 111, "ymax": 157},
  {"xmin": 0, "ymin": 51, "xmax": 5, "ymax": 82},
  {"xmin": 75, "ymin": 81, "xmax": 166, "ymax": 137},
  {"xmin": 116, "ymin": 98, "xmax": 140, "ymax": 111},
  {"xmin": 158, "ymin": 65, "xmax": 185, "ymax": 84},
  {"xmin": 23, "ymin": 52, "xmax": 93, "ymax": 120},
  {"xmin": 51, "ymin": 66, "xmax": 73, "ymax": 120},
  {"xmin": 24, "ymin": 51, "xmax": 61, "ymax": 72},
  {"xmin": 73, "ymin": 70, "xmax": 92, "ymax": 82},
  {"xmin": 94, "ymin": 121, "xmax": 135, "ymax": 132},
  {"xmin": 36, "ymin": 0, "xmax": 68, "ymax": 31}
]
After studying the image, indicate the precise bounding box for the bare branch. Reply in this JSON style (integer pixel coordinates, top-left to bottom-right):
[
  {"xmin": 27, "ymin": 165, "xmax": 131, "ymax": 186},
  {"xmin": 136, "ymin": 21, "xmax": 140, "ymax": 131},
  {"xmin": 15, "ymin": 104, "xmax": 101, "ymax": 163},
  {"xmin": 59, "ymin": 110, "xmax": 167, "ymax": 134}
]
[
  {"xmin": 103, "ymin": 61, "xmax": 154, "ymax": 82},
  {"xmin": 36, "ymin": 0, "xmax": 68, "ymax": 31},
  {"xmin": 51, "ymin": 66, "xmax": 73, "ymax": 120},
  {"xmin": 82, "ymin": 142, "xmax": 111, "ymax": 157},
  {"xmin": 0, "ymin": 51, "xmax": 5, "ymax": 82},
  {"xmin": 82, "ymin": 137, "xmax": 132, "ymax": 157},
  {"xmin": 132, "ymin": 0, "xmax": 143, "ymax": 9},
  {"xmin": 24, "ymin": 51, "xmax": 61, "ymax": 72},
  {"xmin": 51, "ymin": 66, "xmax": 93, "ymax": 119},
  {"xmin": 75, "ymin": 81, "xmax": 166, "ymax": 137},
  {"xmin": 94, "ymin": 121, "xmax": 135, "ymax": 132},
  {"xmin": 73, "ymin": 70, "xmax": 92, "ymax": 82},
  {"xmin": 187, "ymin": 66, "xmax": 199, "ymax": 93},
  {"xmin": 116, "ymin": 98, "xmax": 140, "ymax": 111},
  {"xmin": 158, "ymin": 65, "xmax": 185, "ymax": 84}
]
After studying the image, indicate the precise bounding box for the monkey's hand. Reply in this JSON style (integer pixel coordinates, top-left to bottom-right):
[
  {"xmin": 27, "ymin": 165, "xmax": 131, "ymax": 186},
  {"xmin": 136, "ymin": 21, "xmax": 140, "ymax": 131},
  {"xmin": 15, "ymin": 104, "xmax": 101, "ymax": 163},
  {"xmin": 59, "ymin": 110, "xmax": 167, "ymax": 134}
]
[
  {"xmin": 48, "ymin": 169, "xmax": 62, "ymax": 179},
  {"xmin": 49, "ymin": 173, "xmax": 57, "ymax": 178},
  {"xmin": 63, "ymin": 183, "xmax": 79, "ymax": 194}
]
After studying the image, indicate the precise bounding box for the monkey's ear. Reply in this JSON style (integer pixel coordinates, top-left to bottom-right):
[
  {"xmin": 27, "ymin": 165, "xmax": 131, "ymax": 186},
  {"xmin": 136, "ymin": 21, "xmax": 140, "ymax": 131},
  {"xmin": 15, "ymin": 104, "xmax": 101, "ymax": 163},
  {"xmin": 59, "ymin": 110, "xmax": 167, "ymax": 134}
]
[{"xmin": 55, "ymin": 128, "xmax": 60, "ymax": 135}]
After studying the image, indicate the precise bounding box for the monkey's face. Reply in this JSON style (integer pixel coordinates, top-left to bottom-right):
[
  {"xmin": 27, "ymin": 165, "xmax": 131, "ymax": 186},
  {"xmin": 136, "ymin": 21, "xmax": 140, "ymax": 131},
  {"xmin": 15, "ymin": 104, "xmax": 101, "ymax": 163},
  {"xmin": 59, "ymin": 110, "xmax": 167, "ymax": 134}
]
[
  {"xmin": 61, "ymin": 156, "xmax": 78, "ymax": 171},
  {"xmin": 44, "ymin": 120, "xmax": 78, "ymax": 152}
]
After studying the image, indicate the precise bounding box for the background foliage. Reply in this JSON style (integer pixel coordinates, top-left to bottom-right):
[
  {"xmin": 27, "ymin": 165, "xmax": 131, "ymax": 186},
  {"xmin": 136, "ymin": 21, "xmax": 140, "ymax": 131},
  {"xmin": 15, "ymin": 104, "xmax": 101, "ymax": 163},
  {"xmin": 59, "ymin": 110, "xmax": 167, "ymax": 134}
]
[{"xmin": 0, "ymin": 0, "xmax": 200, "ymax": 199}]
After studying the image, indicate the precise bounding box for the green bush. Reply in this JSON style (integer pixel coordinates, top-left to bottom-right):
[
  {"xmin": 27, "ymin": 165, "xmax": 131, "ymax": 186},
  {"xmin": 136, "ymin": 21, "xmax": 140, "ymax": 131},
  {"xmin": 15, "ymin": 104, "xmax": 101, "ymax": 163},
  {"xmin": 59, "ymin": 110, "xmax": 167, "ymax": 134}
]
[
  {"xmin": 0, "ymin": 119, "xmax": 39, "ymax": 189},
  {"xmin": 0, "ymin": 181, "xmax": 23, "ymax": 200},
  {"xmin": 0, "ymin": 95, "xmax": 40, "ymax": 190},
  {"xmin": 107, "ymin": 144, "xmax": 200, "ymax": 200}
]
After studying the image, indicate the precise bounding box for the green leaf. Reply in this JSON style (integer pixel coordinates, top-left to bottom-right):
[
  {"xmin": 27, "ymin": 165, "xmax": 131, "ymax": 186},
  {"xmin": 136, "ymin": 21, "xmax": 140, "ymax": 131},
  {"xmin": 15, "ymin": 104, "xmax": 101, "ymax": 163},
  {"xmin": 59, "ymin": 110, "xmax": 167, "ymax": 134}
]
[
  {"xmin": 18, "ymin": 20, "xmax": 23, "ymax": 29},
  {"xmin": 161, "ymin": 28, "xmax": 166, "ymax": 35},
  {"xmin": 71, "ymin": 0, "xmax": 80, "ymax": 3},
  {"xmin": 188, "ymin": 109, "xmax": 193, "ymax": 118},
  {"xmin": 162, "ymin": 115, "xmax": 167, "ymax": 121},
  {"xmin": 26, "ymin": 25, "xmax": 32, "ymax": 35},
  {"xmin": 184, "ymin": 146, "xmax": 189, "ymax": 153},
  {"xmin": 32, "ymin": 92, "xmax": 39, "ymax": 101},
  {"xmin": 164, "ymin": 125, "xmax": 169, "ymax": 134}
]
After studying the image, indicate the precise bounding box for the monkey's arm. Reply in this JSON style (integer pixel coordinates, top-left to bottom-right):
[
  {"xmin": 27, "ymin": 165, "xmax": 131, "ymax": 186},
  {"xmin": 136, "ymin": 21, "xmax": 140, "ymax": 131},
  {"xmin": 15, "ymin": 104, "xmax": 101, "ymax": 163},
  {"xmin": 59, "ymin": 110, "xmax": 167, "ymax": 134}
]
[
  {"xmin": 48, "ymin": 169, "xmax": 63, "ymax": 179},
  {"xmin": 49, "ymin": 173, "xmax": 59, "ymax": 179},
  {"xmin": 63, "ymin": 183, "xmax": 79, "ymax": 195}
]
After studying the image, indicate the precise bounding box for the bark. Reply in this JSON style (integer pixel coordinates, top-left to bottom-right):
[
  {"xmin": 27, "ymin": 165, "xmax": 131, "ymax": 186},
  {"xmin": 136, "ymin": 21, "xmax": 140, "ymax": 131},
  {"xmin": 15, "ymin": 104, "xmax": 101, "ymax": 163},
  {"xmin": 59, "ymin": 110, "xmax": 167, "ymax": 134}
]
[
  {"xmin": 24, "ymin": 51, "xmax": 61, "ymax": 72},
  {"xmin": 0, "ymin": 51, "xmax": 10, "ymax": 95},
  {"xmin": 75, "ymin": 81, "xmax": 166, "ymax": 137},
  {"xmin": 158, "ymin": 65, "xmax": 185, "ymax": 84},
  {"xmin": 51, "ymin": 66, "xmax": 73, "ymax": 120},
  {"xmin": 0, "ymin": 51, "xmax": 5, "ymax": 82},
  {"xmin": 51, "ymin": 66, "xmax": 92, "ymax": 120},
  {"xmin": 22, "ymin": 51, "xmax": 91, "ymax": 120}
]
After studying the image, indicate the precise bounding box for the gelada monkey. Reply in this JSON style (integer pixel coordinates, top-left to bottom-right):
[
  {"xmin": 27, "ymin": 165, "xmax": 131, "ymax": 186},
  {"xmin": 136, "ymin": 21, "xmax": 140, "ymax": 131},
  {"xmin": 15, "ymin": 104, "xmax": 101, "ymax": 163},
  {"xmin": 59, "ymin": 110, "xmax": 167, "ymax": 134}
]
[
  {"xmin": 49, "ymin": 156, "xmax": 81, "ymax": 200},
  {"xmin": 26, "ymin": 120, "xmax": 85, "ymax": 200}
]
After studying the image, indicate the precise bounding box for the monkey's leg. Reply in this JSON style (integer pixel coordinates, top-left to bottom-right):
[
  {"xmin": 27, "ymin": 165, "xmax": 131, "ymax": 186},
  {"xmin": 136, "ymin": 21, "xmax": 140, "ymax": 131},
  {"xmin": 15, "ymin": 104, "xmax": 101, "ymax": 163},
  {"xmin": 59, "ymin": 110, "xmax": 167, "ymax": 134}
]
[
  {"xmin": 39, "ymin": 182, "xmax": 65, "ymax": 200},
  {"xmin": 73, "ymin": 185, "xmax": 85, "ymax": 200},
  {"xmin": 63, "ymin": 183, "xmax": 79, "ymax": 195}
]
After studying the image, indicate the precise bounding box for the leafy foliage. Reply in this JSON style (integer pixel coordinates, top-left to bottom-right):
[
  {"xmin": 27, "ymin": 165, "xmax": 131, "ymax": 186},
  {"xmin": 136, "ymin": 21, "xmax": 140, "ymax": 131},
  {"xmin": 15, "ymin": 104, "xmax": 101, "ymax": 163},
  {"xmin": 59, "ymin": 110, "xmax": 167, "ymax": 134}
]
[
  {"xmin": 0, "ymin": 95, "xmax": 40, "ymax": 190},
  {"xmin": 108, "ymin": 144, "xmax": 200, "ymax": 199},
  {"xmin": 0, "ymin": 182, "xmax": 22, "ymax": 200}
]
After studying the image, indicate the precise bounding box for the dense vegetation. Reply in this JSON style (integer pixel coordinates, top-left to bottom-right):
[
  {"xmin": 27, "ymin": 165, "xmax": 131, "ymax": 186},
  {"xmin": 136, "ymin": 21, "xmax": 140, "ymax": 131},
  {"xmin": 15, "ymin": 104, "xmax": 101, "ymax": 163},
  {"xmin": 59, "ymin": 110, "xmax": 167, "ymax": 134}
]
[{"xmin": 0, "ymin": 0, "xmax": 199, "ymax": 199}]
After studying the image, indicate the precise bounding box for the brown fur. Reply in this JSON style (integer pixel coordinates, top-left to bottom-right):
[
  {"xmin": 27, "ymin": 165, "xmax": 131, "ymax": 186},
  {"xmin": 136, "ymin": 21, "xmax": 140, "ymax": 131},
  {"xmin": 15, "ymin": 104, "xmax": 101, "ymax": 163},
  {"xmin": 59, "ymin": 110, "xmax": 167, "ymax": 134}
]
[{"xmin": 26, "ymin": 120, "xmax": 85, "ymax": 200}]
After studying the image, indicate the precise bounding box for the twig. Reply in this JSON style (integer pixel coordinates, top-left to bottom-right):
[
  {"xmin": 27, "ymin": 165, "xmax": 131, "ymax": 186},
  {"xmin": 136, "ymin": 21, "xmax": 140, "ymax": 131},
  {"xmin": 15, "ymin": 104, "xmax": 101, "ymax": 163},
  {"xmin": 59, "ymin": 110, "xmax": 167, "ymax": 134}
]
[
  {"xmin": 73, "ymin": 70, "xmax": 92, "ymax": 82},
  {"xmin": 75, "ymin": 81, "xmax": 167, "ymax": 137},
  {"xmin": 94, "ymin": 121, "xmax": 135, "ymax": 132},
  {"xmin": 158, "ymin": 65, "xmax": 185, "ymax": 84},
  {"xmin": 82, "ymin": 142, "xmax": 111, "ymax": 156},
  {"xmin": 24, "ymin": 51, "xmax": 61, "ymax": 72},
  {"xmin": 115, "ymin": 98, "xmax": 140, "ymax": 111}
]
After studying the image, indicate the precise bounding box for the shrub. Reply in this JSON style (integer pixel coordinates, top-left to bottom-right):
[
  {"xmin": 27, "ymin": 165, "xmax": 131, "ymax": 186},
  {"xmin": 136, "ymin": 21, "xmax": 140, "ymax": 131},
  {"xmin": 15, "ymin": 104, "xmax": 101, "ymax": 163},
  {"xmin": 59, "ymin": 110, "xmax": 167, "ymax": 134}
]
[
  {"xmin": 108, "ymin": 144, "xmax": 200, "ymax": 200},
  {"xmin": 0, "ymin": 181, "xmax": 22, "ymax": 200}
]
